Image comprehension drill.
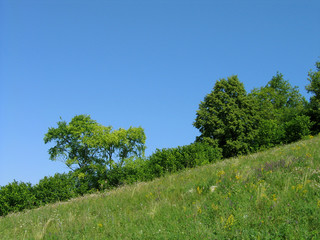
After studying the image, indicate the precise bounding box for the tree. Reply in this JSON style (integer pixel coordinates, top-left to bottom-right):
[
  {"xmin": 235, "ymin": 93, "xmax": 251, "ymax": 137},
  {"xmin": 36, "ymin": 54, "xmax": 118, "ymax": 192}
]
[
  {"xmin": 306, "ymin": 61, "xmax": 320, "ymax": 134},
  {"xmin": 44, "ymin": 114, "xmax": 146, "ymax": 174},
  {"xmin": 250, "ymin": 72, "xmax": 310, "ymax": 146},
  {"xmin": 193, "ymin": 75, "xmax": 259, "ymax": 158},
  {"xmin": 85, "ymin": 125, "xmax": 146, "ymax": 169},
  {"xmin": 44, "ymin": 115, "xmax": 101, "ymax": 171}
]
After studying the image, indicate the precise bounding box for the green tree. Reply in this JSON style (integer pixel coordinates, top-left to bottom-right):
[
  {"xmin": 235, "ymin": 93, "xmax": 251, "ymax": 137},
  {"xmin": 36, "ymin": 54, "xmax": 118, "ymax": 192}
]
[
  {"xmin": 85, "ymin": 125, "xmax": 146, "ymax": 169},
  {"xmin": 250, "ymin": 72, "xmax": 310, "ymax": 146},
  {"xmin": 306, "ymin": 61, "xmax": 320, "ymax": 134},
  {"xmin": 44, "ymin": 115, "xmax": 146, "ymax": 176},
  {"xmin": 193, "ymin": 75, "xmax": 259, "ymax": 158},
  {"xmin": 44, "ymin": 115, "xmax": 101, "ymax": 171},
  {"xmin": 251, "ymin": 72, "xmax": 307, "ymax": 117}
]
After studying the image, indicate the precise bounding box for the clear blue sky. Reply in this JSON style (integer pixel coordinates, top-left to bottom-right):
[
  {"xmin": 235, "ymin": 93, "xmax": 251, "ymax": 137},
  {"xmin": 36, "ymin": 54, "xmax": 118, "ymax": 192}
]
[{"xmin": 1, "ymin": 0, "xmax": 319, "ymax": 186}]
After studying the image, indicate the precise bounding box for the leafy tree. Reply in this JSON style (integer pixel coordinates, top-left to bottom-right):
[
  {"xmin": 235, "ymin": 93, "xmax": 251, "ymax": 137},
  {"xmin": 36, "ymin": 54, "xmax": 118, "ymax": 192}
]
[
  {"xmin": 44, "ymin": 115, "xmax": 146, "ymax": 180},
  {"xmin": 250, "ymin": 72, "xmax": 310, "ymax": 146},
  {"xmin": 44, "ymin": 115, "xmax": 101, "ymax": 171},
  {"xmin": 251, "ymin": 72, "xmax": 307, "ymax": 117},
  {"xmin": 193, "ymin": 75, "xmax": 259, "ymax": 158},
  {"xmin": 306, "ymin": 61, "xmax": 320, "ymax": 134},
  {"xmin": 84, "ymin": 125, "xmax": 146, "ymax": 169}
]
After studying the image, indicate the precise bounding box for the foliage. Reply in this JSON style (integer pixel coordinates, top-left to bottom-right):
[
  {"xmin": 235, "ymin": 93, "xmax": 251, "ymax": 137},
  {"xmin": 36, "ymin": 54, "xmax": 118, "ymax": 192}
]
[
  {"xmin": 85, "ymin": 125, "xmax": 146, "ymax": 169},
  {"xmin": 253, "ymin": 72, "xmax": 306, "ymax": 111},
  {"xmin": 250, "ymin": 72, "xmax": 310, "ymax": 147},
  {"xmin": 255, "ymin": 118, "xmax": 285, "ymax": 149},
  {"xmin": 250, "ymin": 72, "xmax": 307, "ymax": 119},
  {"xmin": 147, "ymin": 142, "xmax": 222, "ymax": 177},
  {"xmin": 0, "ymin": 172, "xmax": 93, "ymax": 217},
  {"xmin": 33, "ymin": 172, "xmax": 78, "ymax": 205},
  {"xmin": 306, "ymin": 61, "xmax": 320, "ymax": 134},
  {"xmin": 44, "ymin": 115, "xmax": 101, "ymax": 171},
  {"xmin": 193, "ymin": 75, "xmax": 260, "ymax": 157},
  {"xmin": 194, "ymin": 73, "xmax": 311, "ymax": 156},
  {"xmin": 105, "ymin": 157, "xmax": 151, "ymax": 187},
  {"xmin": 44, "ymin": 115, "xmax": 146, "ymax": 188},
  {"xmin": 0, "ymin": 181, "xmax": 36, "ymax": 216},
  {"xmin": 284, "ymin": 115, "xmax": 311, "ymax": 143}
]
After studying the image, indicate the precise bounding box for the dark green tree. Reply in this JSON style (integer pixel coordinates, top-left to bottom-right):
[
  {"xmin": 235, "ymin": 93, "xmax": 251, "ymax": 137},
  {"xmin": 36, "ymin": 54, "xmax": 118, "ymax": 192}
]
[
  {"xmin": 250, "ymin": 72, "xmax": 310, "ymax": 146},
  {"xmin": 193, "ymin": 75, "xmax": 259, "ymax": 158},
  {"xmin": 306, "ymin": 61, "xmax": 320, "ymax": 134}
]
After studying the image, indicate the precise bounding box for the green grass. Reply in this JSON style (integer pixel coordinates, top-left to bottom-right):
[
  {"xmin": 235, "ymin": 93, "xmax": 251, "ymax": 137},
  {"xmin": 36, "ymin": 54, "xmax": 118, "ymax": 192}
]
[{"xmin": 1, "ymin": 135, "xmax": 320, "ymax": 239}]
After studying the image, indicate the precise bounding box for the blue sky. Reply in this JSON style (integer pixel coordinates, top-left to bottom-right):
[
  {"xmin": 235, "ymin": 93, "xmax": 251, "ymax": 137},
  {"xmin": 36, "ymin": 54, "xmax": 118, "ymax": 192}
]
[{"xmin": 1, "ymin": 0, "xmax": 319, "ymax": 186}]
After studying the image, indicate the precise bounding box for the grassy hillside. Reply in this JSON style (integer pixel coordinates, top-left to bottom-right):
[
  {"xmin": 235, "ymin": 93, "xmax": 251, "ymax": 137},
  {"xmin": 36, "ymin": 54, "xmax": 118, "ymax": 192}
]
[{"xmin": 1, "ymin": 135, "xmax": 319, "ymax": 239}]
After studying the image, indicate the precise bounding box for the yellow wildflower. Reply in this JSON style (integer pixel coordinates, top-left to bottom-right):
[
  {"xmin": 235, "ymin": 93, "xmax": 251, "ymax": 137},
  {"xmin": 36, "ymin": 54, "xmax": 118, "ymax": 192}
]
[
  {"xmin": 197, "ymin": 207, "xmax": 202, "ymax": 214},
  {"xmin": 296, "ymin": 184, "xmax": 303, "ymax": 191},
  {"xmin": 272, "ymin": 194, "xmax": 277, "ymax": 202},
  {"xmin": 217, "ymin": 170, "xmax": 225, "ymax": 177},
  {"xmin": 235, "ymin": 175, "xmax": 242, "ymax": 180},
  {"xmin": 197, "ymin": 186, "xmax": 203, "ymax": 195},
  {"xmin": 211, "ymin": 203, "xmax": 219, "ymax": 210},
  {"xmin": 224, "ymin": 214, "xmax": 235, "ymax": 230}
]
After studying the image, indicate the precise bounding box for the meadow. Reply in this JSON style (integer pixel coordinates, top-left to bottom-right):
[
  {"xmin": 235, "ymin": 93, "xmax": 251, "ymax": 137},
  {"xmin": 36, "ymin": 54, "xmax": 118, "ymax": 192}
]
[{"xmin": 0, "ymin": 135, "xmax": 319, "ymax": 239}]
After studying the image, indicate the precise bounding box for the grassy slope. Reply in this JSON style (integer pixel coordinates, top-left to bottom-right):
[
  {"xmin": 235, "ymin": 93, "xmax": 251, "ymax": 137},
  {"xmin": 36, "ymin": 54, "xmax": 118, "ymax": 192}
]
[{"xmin": 1, "ymin": 136, "xmax": 320, "ymax": 239}]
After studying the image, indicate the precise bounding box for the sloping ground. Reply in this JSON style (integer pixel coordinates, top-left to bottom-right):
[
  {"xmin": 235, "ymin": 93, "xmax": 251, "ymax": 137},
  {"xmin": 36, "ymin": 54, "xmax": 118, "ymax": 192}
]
[{"xmin": 0, "ymin": 135, "xmax": 319, "ymax": 239}]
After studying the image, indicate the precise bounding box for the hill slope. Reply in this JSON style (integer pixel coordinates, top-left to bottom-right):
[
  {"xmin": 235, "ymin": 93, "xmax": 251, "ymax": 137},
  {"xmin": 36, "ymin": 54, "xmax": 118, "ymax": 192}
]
[{"xmin": 1, "ymin": 136, "xmax": 320, "ymax": 239}]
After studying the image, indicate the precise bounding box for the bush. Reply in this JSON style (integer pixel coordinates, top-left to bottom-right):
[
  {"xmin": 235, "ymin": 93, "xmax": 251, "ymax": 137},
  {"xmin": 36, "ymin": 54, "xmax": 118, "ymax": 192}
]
[
  {"xmin": 147, "ymin": 143, "xmax": 222, "ymax": 177},
  {"xmin": 0, "ymin": 172, "xmax": 85, "ymax": 217},
  {"xmin": 0, "ymin": 181, "xmax": 36, "ymax": 216},
  {"xmin": 256, "ymin": 119, "xmax": 286, "ymax": 149},
  {"xmin": 284, "ymin": 115, "xmax": 311, "ymax": 143},
  {"xmin": 33, "ymin": 172, "xmax": 78, "ymax": 205},
  {"xmin": 105, "ymin": 158, "xmax": 151, "ymax": 188}
]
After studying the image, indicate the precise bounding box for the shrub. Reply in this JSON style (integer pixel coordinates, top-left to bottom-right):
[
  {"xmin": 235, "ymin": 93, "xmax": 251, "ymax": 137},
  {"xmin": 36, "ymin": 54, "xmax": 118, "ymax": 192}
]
[
  {"xmin": 256, "ymin": 119, "xmax": 286, "ymax": 149},
  {"xmin": 284, "ymin": 115, "xmax": 311, "ymax": 143},
  {"xmin": 105, "ymin": 158, "xmax": 151, "ymax": 188},
  {"xmin": 147, "ymin": 143, "xmax": 222, "ymax": 177},
  {"xmin": 33, "ymin": 172, "xmax": 78, "ymax": 205},
  {"xmin": 0, "ymin": 181, "xmax": 36, "ymax": 216}
]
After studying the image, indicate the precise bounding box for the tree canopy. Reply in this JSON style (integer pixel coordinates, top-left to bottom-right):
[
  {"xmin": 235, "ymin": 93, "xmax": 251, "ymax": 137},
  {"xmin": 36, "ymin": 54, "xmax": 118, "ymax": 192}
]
[
  {"xmin": 306, "ymin": 61, "xmax": 320, "ymax": 134},
  {"xmin": 193, "ymin": 75, "xmax": 259, "ymax": 158},
  {"xmin": 194, "ymin": 73, "xmax": 311, "ymax": 157},
  {"xmin": 44, "ymin": 115, "xmax": 146, "ymax": 172},
  {"xmin": 250, "ymin": 72, "xmax": 310, "ymax": 146}
]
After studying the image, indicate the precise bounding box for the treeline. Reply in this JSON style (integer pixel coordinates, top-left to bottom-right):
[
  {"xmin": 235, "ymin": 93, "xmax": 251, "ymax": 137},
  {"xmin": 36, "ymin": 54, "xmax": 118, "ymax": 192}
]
[
  {"xmin": 194, "ymin": 72, "xmax": 313, "ymax": 158},
  {"xmin": 194, "ymin": 61, "xmax": 320, "ymax": 158},
  {"xmin": 1, "ymin": 61, "xmax": 319, "ymax": 217}
]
